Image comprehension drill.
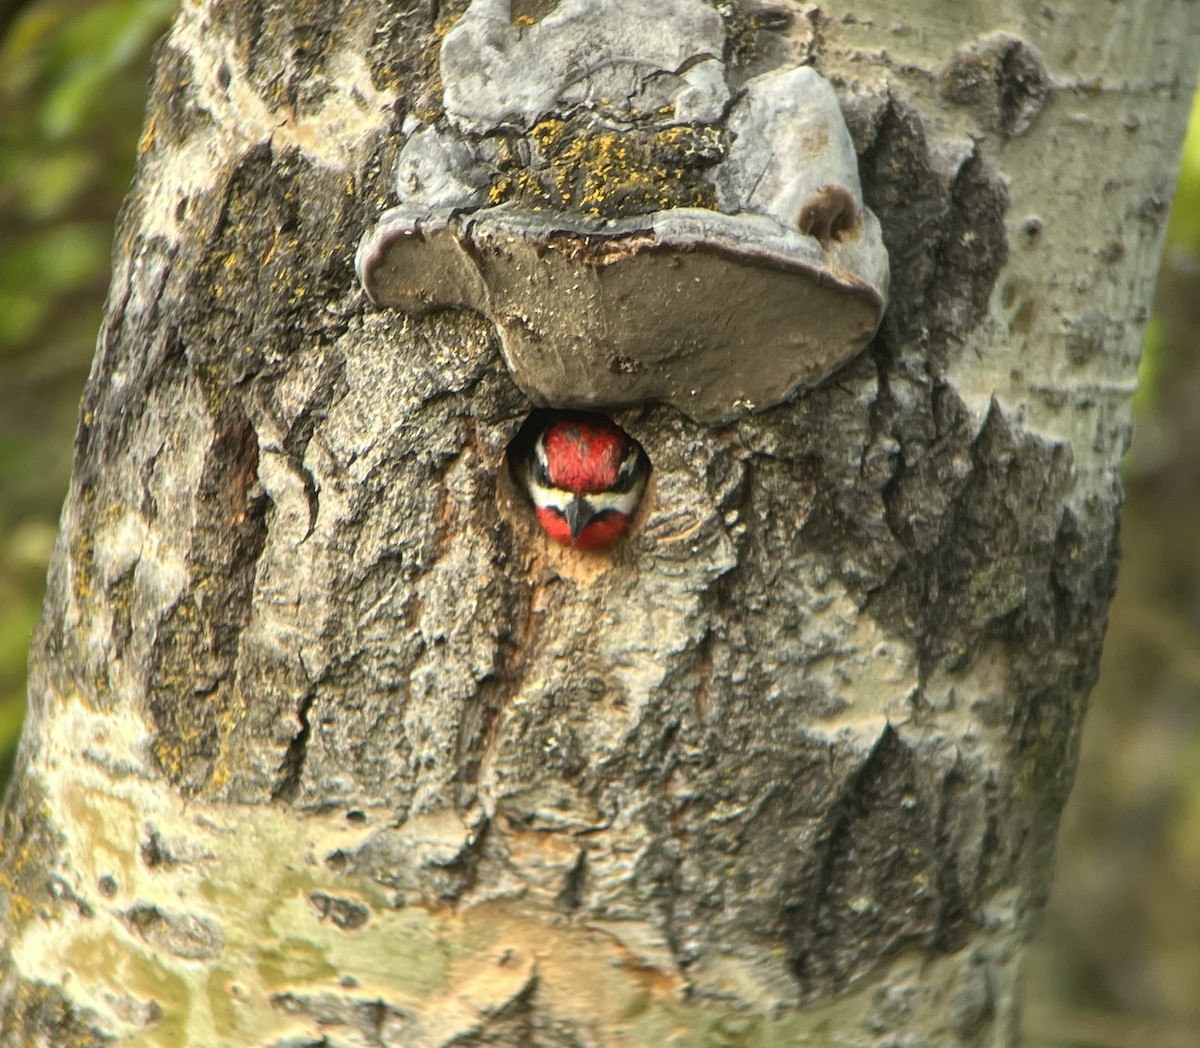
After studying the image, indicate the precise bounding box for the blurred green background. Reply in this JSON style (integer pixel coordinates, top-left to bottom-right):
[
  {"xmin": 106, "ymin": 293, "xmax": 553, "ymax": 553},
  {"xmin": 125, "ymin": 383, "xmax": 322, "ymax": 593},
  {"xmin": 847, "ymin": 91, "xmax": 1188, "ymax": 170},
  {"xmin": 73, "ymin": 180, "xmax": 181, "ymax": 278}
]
[
  {"xmin": 1023, "ymin": 89, "xmax": 1200, "ymax": 1048},
  {"xmin": 0, "ymin": 4, "xmax": 1198, "ymax": 1044},
  {"xmin": 0, "ymin": 0, "xmax": 173, "ymax": 786}
]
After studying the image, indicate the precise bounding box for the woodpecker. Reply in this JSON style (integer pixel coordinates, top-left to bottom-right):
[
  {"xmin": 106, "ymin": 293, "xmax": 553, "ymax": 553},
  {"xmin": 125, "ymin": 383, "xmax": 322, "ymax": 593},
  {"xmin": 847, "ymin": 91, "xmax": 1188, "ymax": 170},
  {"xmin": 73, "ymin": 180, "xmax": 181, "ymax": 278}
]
[{"xmin": 516, "ymin": 412, "xmax": 650, "ymax": 549}]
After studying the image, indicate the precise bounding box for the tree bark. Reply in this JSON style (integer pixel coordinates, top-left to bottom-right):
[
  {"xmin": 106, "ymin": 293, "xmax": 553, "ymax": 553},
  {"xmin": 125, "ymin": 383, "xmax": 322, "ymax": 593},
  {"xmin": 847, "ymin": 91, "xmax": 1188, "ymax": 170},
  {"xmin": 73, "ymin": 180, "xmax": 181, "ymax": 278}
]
[{"xmin": 1, "ymin": 1, "xmax": 1197, "ymax": 1045}]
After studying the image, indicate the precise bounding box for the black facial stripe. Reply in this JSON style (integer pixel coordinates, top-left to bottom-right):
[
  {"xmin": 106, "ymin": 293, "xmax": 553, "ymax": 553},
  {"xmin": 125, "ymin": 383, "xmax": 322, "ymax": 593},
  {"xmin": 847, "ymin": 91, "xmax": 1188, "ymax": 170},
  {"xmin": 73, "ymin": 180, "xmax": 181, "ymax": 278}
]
[
  {"xmin": 577, "ymin": 506, "xmax": 619, "ymax": 525},
  {"xmin": 532, "ymin": 438, "xmax": 552, "ymax": 485},
  {"xmin": 608, "ymin": 449, "xmax": 643, "ymax": 493}
]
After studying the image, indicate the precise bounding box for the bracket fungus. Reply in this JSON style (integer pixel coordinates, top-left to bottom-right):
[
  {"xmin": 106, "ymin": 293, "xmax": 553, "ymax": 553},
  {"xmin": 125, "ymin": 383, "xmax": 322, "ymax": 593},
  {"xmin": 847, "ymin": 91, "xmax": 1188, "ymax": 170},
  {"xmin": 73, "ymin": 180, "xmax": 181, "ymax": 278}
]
[{"xmin": 357, "ymin": 0, "xmax": 890, "ymax": 423}]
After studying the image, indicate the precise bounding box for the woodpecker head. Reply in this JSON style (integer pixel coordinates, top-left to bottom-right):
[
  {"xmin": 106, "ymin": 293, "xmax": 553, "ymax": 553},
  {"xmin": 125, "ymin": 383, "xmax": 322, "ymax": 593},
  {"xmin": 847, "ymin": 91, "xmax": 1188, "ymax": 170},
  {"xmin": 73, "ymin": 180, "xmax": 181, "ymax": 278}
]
[{"xmin": 516, "ymin": 412, "xmax": 649, "ymax": 549}]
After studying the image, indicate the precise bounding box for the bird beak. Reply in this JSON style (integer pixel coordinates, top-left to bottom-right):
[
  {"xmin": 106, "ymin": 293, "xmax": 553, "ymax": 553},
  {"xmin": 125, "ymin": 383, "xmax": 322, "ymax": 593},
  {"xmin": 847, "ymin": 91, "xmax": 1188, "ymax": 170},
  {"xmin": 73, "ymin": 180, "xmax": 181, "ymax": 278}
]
[{"xmin": 564, "ymin": 495, "xmax": 596, "ymax": 544}]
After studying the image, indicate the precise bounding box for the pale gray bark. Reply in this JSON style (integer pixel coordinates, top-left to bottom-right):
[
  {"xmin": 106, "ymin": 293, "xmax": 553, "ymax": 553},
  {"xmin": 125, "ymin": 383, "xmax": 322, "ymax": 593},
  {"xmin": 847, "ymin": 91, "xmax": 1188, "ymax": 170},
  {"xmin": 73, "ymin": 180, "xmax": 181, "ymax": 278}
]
[{"xmin": 1, "ymin": 1, "xmax": 1197, "ymax": 1046}]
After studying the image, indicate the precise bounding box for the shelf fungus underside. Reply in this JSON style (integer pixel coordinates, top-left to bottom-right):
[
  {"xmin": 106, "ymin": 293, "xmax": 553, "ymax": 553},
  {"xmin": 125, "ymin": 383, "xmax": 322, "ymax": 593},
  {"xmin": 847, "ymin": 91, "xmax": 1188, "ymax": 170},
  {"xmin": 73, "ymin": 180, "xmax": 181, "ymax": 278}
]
[{"xmin": 357, "ymin": 0, "xmax": 890, "ymax": 423}]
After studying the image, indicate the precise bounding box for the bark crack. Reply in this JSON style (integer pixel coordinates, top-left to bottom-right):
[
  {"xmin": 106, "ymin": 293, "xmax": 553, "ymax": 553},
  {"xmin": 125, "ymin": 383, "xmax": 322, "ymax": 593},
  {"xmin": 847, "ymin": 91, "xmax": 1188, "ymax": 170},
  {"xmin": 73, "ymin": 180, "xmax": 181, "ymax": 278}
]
[
  {"xmin": 280, "ymin": 350, "xmax": 346, "ymax": 539},
  {"xmin": 272, "ymin": 687, "xmax": 316, "ymax": 803}
]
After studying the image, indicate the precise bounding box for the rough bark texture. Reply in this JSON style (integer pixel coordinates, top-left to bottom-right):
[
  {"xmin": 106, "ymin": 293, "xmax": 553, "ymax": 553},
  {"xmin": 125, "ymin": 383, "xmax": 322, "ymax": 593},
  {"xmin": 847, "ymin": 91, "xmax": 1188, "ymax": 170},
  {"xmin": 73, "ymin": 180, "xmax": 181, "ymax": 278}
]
[{"xmin": 1, "ymin": 1, "xmax": 1197, "ymax": 1045}]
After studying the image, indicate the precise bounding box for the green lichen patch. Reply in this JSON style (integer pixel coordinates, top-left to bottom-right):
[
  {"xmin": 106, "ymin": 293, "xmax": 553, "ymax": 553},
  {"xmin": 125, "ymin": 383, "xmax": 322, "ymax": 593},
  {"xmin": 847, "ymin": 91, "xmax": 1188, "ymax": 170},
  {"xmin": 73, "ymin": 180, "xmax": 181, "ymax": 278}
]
[
  {"xmin": 183, "ymin": 146, "xmax": 358, "ymax": 393},
  {"xmin": 0, "ymin": 977, "xmax": 114, "ymax": 1048},
  {"xmin": 488, "ymin": 116, "xmax": 724, "ymax": 219},
  {"xmin": 145, "ymin": 413, "xmax": 268, "ymax": 794},
  {"xmin": 209, "ymin": 0, "xmax": 342, "ymax": 115},
  {"xmin": 63, "ymin": 490, "xmax": 128, "ymax": 712},
  {"xmin": 140, "ymin": 45, "xmax": 214, "ymax": 158},
  {"xmin": 0, "ymin": 777, "xmax": 62, "ymax": 934},
  {"xmin": 375, "ymin": 4, "xmax": 471, "ymax": 122}
]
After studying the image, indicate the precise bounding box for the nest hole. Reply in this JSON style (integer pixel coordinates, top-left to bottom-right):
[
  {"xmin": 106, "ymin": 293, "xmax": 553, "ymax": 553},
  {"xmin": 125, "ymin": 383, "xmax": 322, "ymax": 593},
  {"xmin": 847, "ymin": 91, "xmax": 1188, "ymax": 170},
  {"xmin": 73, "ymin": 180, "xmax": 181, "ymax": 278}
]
[{"xmin": 502, "ymin": 409, "xmax": 653, "ymax": 552}]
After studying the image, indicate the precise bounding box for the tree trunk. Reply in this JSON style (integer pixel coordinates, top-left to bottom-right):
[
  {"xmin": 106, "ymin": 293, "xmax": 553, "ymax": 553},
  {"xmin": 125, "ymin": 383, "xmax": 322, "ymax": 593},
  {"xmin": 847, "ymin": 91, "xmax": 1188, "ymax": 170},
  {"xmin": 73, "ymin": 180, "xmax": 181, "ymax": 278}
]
[{"xmin": 1, "ymin": 1, "xmax": 1196, "ymax": 1045}]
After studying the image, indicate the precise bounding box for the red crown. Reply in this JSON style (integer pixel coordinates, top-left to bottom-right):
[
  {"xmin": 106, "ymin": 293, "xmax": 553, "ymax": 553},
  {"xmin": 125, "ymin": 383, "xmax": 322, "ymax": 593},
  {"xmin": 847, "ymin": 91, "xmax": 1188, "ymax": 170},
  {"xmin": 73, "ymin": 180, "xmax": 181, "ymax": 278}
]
[{"xmin": 541, "ymin": 418, "xmax": 628, "ymax": 493}]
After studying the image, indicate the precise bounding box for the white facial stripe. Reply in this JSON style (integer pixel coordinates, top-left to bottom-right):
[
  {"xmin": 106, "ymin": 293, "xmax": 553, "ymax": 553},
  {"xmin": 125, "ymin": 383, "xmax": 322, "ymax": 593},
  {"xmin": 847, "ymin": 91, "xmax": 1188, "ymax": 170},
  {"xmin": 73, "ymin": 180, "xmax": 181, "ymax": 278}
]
[
  {"xmin": 525, "ymin": 474, "xmax": 645, "ymax": 519},
  {"xmin": 582, "ymin": 479, "xmax": 645, "ymax": 518},
  {"xmin": 526, "ymin": 474, "xmax": 573, "ymax": 513}
]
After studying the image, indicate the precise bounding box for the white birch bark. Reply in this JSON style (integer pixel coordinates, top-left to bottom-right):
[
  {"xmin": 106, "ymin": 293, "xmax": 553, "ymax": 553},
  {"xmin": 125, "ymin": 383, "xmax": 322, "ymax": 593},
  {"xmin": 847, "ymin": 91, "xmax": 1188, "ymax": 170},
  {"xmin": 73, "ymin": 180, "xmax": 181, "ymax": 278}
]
[{"xmin": 1, "ymin": 1, "xmax": 1197, "ymax": 1045}]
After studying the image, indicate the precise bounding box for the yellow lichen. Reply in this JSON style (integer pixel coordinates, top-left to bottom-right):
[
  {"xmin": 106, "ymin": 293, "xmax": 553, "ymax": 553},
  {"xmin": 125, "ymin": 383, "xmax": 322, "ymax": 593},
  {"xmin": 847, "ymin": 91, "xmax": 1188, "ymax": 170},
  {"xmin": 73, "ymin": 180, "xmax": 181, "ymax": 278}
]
[
  {"xmin": 138, "ymin": 113, "xmax": 158, "ymax": 156},
  {"xmin": 493, "ymin": 118, "xmax": 721, "ymax": 218}
]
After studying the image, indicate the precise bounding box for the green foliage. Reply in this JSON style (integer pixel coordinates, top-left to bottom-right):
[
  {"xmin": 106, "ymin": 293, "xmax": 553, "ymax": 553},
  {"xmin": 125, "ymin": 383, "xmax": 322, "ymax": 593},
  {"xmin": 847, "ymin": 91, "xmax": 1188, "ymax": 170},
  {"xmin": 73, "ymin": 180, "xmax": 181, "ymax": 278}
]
[
  {"xmin": 1165, "ymin": 85, "xmax": 1200, "ymax": 253},
  {"xmin": 1133, "ymin": 84, "xmax": 1200, "ymax": 419},
  {"xmin": 1132, "ymin": 314, "xmax": 1165, "ymax": 419},
  {"xmin": 0, "ymin": 518, "xmax": 57, "ymax": 783},
  {"xmin": 0, "ymin": 0, "xmax": 173, "ymax": 793},
  {"xmin": 1, "ymin": 0, "xmax": 174, "ymax": 140},
  {"xmin": 0, "ymin": 223, "xmax": 112, "ymax": 345}
]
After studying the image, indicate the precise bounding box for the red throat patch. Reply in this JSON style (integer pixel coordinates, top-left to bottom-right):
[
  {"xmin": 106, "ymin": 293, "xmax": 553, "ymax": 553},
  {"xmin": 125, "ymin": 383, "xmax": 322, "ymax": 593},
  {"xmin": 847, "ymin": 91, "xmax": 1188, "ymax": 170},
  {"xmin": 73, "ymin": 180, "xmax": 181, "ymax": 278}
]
[{"xmin": 536, "ymin": 506, "xmax": 632, "ymax": 549}]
